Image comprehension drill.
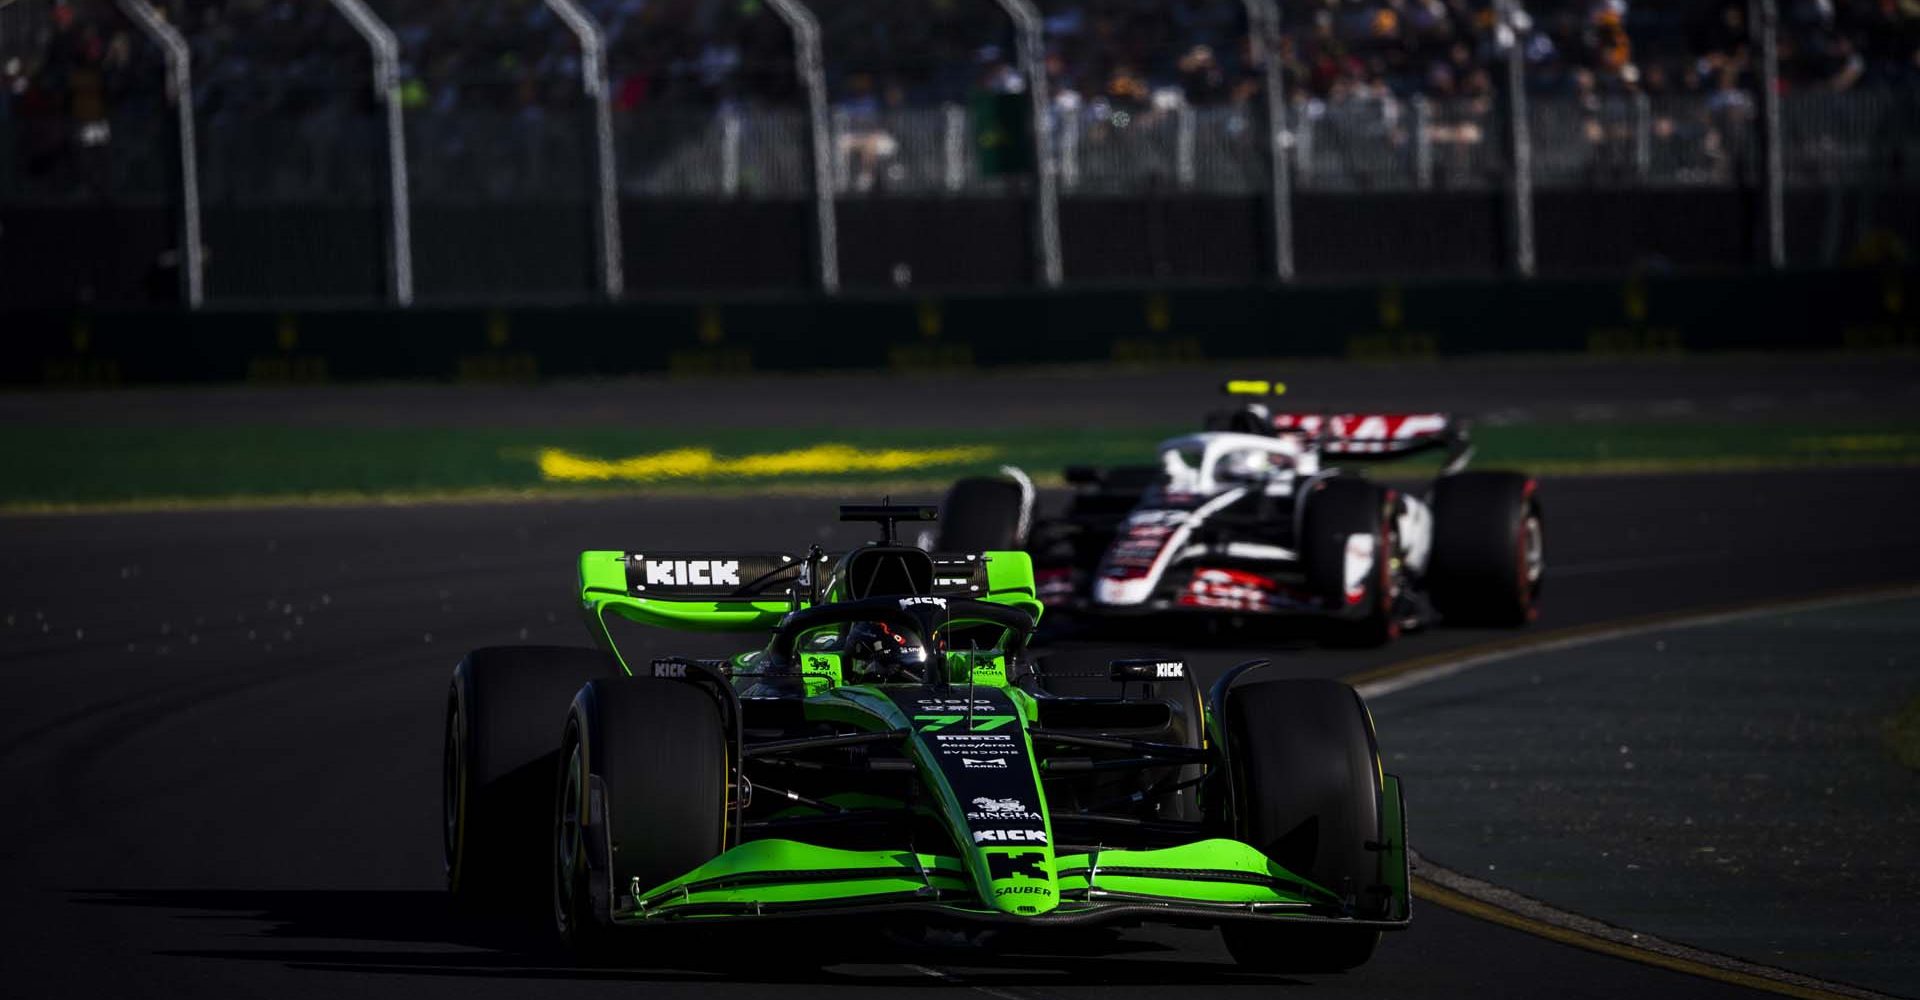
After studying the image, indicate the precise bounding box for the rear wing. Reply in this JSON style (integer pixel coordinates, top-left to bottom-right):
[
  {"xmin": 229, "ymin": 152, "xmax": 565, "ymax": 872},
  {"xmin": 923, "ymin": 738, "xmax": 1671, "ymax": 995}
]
[
  {"xmin": 578, "ymin": 548, "xmax": 1041, "ymax": 658},
  {"xmin": 1271, "ymin": 412, "xmax": 1470, "ymax": 465}
]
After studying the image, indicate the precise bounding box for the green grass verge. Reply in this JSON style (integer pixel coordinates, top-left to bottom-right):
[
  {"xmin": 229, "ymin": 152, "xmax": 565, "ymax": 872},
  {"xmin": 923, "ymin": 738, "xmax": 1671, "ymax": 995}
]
[{"xmin": 4, "ymin": 421, "xmax": 1919, "ymax": 512}]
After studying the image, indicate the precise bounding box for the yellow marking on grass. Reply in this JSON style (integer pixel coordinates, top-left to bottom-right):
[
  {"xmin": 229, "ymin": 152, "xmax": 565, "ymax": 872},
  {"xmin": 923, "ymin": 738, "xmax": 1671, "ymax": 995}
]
[
  {"xmin": 1789, "ymin": 433, "xmax": 1920, "ymax": 454},
  {"xmin": 9, "ymin": 453, "xmax": 1919, "ymax": 518},
  {"xmin": 536, "ymin": 443, "xmax": 999, "ymax": 483}
]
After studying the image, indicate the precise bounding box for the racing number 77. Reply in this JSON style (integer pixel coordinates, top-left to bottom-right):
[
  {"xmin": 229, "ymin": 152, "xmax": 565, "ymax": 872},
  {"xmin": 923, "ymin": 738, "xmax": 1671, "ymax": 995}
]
[{"xmin": 913, "ymin": 714, "xmax": 1016, "ymax": 732}]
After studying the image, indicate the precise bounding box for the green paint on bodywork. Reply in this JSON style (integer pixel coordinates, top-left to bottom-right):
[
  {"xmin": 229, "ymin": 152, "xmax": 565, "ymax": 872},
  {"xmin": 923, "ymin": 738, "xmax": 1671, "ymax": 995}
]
[
  {"xmin": 625, "ymin": 838, "xmax": 1344, "ymax": 919},
  {"xmin": 628, "ymin": 840, "xmax": 969, "ymax": 916},
  {"xmin": 569, "ymin": 537, "xmax": 1410, "ymax": 927},
  {"xmin": 1056, "ymin": 839, "xmax": 1332, "ymax": 905},
  {"xmin": 577, "ymin": 548, "xmax": 1042, "ymax": 677},
  {"xmin": 1379, "ymin": 773, "xmax": 1411, "ymax": 921},
  {"xmin": 980, "ymin": 551, "xmax": 1044, "ymax": 622}
]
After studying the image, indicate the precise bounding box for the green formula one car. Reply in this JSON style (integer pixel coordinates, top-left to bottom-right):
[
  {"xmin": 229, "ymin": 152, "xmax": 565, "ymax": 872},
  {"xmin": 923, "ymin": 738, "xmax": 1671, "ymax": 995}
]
[{"xmin": 443, "ymin": 503, "xmax": 1409, "ymax": 971}]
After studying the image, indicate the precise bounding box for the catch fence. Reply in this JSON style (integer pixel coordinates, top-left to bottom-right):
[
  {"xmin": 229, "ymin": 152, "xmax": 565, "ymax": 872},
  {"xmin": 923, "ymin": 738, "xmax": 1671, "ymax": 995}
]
[{"xmin": 3, "ymin": 0, "xmax": 1917, "ymax": 306}]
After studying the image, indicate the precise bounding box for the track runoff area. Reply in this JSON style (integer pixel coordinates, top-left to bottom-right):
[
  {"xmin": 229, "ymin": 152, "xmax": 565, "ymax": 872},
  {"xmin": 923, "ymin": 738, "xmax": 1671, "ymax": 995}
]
[
  {"xmin": 0, "ymin": 467, "xmax": 1916, "ymax": 1000},
  {"xmin": 1352, "ymin": 587, "xmax": 1920, "ymax": 1000}
]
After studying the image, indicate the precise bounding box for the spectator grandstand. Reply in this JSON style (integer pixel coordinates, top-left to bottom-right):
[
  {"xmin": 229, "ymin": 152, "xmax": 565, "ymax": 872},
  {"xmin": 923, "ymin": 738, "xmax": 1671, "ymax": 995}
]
[
  {"xmin": 7, "ymin": 0, "xmax": 1917, "ymax": 198},
  {"xmin": 1, "ymin": 0, "xmax": 1915, "ymax": 301}
]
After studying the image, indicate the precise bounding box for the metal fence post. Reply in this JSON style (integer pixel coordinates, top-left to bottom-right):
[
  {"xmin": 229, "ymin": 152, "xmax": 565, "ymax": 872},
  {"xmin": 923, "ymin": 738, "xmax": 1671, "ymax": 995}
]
[
  {"xmin": 327, "ymin": 0, "xmax": 412, "ymax": 305},
  {"xmin": 831, "ymin": 107, "xmax": 852, "ymax": 193},
  {"xmin": 989, "ymin": 0, "xmax": 1063, "ymax": 287},
  {"xmin": 1632, "ymin": 91, "xmax": 1652, "ymax": 181},
  {"xmin": 942, "ymin": 102, "xmax": 966, "ymax": 194},
  {"xmin": 116, "ymin": 0, "xmax": 200, "ymax": 307},
  {"xmin": 1060, "ymin": 110, "xmax": 1081, "ymax": 192},
  {"xmin": 720, "ymin": 107, "xmax": 743, "ymax": 197},
  {"xmin": 1495, "ymin": 0, "xmax": 1535, "ymax": 278},
  {"xmin": 1751, "ymin": 0, "xmax": 1784, "ymax": 269},
  {"xmin": 1174, "ymin": 105, "xmax": 1196, "ymax": 189},
  {"xmin": 544, "ymin": 0, "xmax": 624, "ymax": 298},
  {"xmin": 1412, "ymin": 94, "xmax": 1433, "ymax": 190},
  {"xmin": 765, "ymin": 0, "xmax": 838, "ymax": 293},
  {"xmin": 1242, "ymin": 0, "xmax": 1292, "ymax": 281}
]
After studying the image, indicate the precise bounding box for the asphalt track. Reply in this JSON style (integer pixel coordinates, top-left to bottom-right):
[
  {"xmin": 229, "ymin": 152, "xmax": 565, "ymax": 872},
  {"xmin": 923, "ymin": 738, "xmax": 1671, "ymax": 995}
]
[
  {"xmin": 1370, "ymin": 592, "xmax": 1920, "ymax": 997},
  {"xmin": 2, "ymin": 466, "xmax": 1917, "ymax": 999}
]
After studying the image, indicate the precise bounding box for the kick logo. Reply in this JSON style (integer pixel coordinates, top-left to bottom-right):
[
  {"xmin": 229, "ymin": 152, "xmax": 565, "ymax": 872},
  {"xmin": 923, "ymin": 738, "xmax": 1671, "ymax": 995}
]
[
  {"xmin": 899, "ymin": 596, "xmax": 948, "ymax": 609},
  {"xmin": 973, "ymin": 829, "xmax": 1047, "ymax": 844},
  {"xmin": 642, "ymin": 560, "xmax": 740, "ymax": 587}
]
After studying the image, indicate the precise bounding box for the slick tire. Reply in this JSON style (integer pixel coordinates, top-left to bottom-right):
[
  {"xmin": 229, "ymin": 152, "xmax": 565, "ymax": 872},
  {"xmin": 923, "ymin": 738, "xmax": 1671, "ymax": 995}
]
[
  {"xmin": 554, "ymin": 678, "xmax": 727, "ymax": 959},
  {"xmin": 937, "ymin": 476, "xmax": 1028, "ymax": 552},
  {"xmin": 1219, "ymin": 679, "xmax": 1385, "ymax": 973},
  {"xmin": 1427, "ymin": 472, "xmax": 1543, "ymax": 627},
  {"xmin": 445, "ymin": 646, "xmax": 618, "ymax": 913},
  {"xmin": 1302, "ymin": 477, "xmax": 1398, "ymax": 647}
]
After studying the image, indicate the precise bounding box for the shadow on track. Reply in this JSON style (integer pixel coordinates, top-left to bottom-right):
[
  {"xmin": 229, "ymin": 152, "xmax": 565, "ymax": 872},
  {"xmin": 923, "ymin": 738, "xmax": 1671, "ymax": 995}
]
[{"xmin": 75, "ymin": 888, "xmax": 1313, "ymax": 988}]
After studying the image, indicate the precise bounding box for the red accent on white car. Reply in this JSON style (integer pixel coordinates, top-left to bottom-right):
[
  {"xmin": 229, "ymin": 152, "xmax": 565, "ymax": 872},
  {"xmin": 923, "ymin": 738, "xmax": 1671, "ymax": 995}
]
[
  {"xmin": 1271, "ymin": 413, "xmax": 1450, "ymax": 454},
  {"xmin": 1180, "ymin": 568, "xmax": 1285, "ymax": 612},
  {"xmin": 1034, "ymin": 568, "xmax": 1076, "ymax": 605}
]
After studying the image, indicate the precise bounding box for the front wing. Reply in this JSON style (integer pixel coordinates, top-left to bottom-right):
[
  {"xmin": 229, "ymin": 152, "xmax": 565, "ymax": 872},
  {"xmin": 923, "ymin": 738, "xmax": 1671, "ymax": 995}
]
[{"xmin": 611, "ymin": 777, "xmax": 1410, "ymax": 931}]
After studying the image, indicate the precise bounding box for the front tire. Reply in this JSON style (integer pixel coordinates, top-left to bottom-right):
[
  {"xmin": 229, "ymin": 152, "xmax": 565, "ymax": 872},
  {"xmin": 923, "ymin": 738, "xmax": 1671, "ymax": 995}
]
[
  {"xmin": 445, "ymin": 646, "xmax": 617, "ymax": 911},
  {"xmin": 1302, "ymin": 478, "xmax": 1399, "ymax": 647},
  {"xmin": 1219, "ymin": 679, "xmax": 1387, "ymax": 973},
  {"xmin": 554, "ymin": 678, "xmax": 728, "ymax": 958}
]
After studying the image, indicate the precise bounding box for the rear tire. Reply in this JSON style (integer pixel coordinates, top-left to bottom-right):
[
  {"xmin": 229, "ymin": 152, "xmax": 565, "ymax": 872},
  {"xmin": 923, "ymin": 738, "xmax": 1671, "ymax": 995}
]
[
  {"xmin": 445, "ymin": 646, "xmax": 617, "ymax": 912},
  {"xmin": 1427, "ymin": 472, "xmax": 1543, "ymax": 627},
  {"xmin": 1219, "ymin": 679, "xmax": 1386, "ymax": 973},
  {"xmin": 554, "ymin": 678, "xmax": 728, "ymax": 959},
  {"xmin": 1302, "ymin": 478, "xmax": 1398, "ymax": 647},
  {"xmin": 937, "ymin": 476, "xmax": 1028, "ymax": 551}
]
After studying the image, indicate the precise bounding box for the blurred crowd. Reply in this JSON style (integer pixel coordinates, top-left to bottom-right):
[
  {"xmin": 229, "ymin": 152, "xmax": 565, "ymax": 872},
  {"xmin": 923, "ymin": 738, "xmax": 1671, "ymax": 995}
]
[{"xmin": 4, "ymin": 0, "xmax": 1919, "ymax": 198}]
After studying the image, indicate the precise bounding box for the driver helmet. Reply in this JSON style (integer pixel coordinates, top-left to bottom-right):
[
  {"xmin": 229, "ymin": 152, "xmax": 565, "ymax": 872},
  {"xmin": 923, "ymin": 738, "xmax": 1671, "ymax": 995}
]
[
  {"xmin": 1215, "ymin": 448, "xmax": 1272, "ymax": 485},
  {"xmin": 844, "ymin": 621, "xmax": 930, "ymax": 682}
]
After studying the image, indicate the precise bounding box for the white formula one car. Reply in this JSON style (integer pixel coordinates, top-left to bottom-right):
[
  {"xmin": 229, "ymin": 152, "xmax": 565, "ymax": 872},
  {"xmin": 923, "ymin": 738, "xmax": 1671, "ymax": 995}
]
[{"xmin": 935, "ymin": 383, "xmax": 1543, "ymax": 646}]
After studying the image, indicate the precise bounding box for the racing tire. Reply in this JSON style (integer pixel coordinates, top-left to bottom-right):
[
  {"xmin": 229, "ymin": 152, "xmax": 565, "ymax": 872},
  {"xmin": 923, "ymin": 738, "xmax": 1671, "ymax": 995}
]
[
  {"xmin": 1301, "ymin": 477, "xmax": 1398, "ymax": 647},
  {"xmin": 445, "ymin": 646, "xmax": 618, "ymax": 912},
  {"xmin": 554, "ymin": 677, "xmax": 728, "ymax": 960},
  {"xmin": 1219, "ymin": 679, "xmax": 1386, "ymax": 973},
  {"xmin": 1427, "ymin": 472, "xmax": 1543, "ymax": 627},
  {"xmin": 937, "ymin": 475, "xmax": 1028, "ymax": 552}
]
